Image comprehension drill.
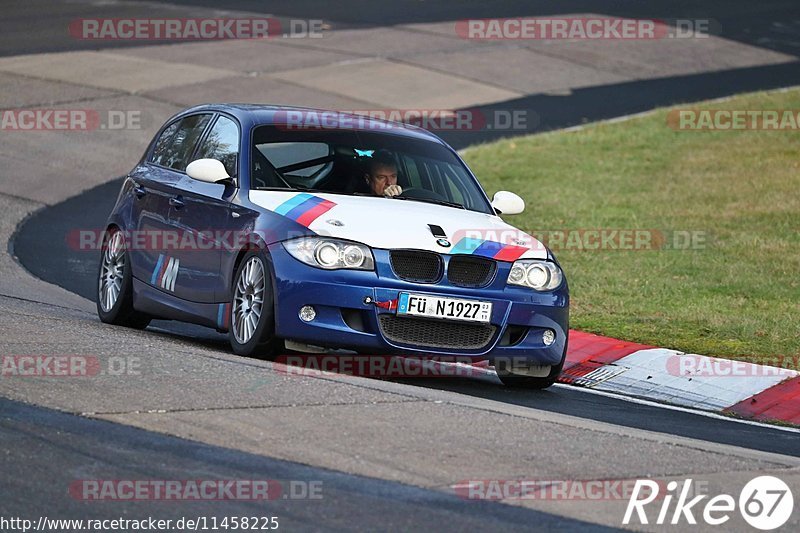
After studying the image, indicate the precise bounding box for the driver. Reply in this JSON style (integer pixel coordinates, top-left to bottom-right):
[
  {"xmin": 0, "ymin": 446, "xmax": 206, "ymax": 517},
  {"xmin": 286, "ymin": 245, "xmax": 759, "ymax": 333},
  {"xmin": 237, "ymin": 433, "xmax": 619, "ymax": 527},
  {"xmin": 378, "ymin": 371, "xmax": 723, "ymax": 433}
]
[{"xmin": 363, "ymin": 150, "xmax": 402, "ymax": 197}]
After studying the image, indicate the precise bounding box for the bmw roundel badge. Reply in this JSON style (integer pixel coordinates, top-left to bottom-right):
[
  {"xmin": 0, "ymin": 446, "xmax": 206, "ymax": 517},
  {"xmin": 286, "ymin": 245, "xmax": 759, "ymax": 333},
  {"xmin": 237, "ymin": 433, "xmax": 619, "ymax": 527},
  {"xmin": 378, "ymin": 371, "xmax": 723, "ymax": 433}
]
[{"xmin": 436, "ymin": 238, "xmax": 451, "ymax": 248}]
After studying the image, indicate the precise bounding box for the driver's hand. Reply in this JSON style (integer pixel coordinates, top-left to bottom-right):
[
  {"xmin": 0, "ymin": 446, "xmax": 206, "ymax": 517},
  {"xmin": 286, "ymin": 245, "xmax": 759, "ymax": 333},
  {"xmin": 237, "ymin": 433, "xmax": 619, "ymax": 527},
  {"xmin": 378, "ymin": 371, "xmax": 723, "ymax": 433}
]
[{"xmin": 384, "ymin": 184, "xmax": 402, "ymax": 197}]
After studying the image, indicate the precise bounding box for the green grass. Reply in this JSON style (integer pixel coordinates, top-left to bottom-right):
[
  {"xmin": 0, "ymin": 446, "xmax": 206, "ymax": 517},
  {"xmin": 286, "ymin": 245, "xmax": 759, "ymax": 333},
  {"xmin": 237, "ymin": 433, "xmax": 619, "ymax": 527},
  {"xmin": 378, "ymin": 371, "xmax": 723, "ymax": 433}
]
[{"xmin": 463, "ymin": 88, "xmax": 800, "ymax": 365}]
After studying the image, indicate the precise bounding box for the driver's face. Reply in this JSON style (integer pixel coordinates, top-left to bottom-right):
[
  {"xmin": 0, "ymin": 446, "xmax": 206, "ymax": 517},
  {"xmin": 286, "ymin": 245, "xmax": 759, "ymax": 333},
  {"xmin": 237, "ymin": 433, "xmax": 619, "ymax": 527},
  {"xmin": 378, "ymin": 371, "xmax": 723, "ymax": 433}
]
[{"xmin": 367, "ymin": 164, "xmax": 398, "ymax": 195}]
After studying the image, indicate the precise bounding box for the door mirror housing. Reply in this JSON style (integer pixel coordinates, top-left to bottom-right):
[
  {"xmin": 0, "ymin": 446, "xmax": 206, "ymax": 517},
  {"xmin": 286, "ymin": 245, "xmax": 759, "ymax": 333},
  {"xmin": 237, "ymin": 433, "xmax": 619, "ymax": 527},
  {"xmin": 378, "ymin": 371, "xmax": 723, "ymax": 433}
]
[
  {"xmin": 186, "ymin": 158, "xmax": 231, "ymax": 184},
  {"xmin": 491, "ymin": 191, "xmax": 525, "ymax": 215}
]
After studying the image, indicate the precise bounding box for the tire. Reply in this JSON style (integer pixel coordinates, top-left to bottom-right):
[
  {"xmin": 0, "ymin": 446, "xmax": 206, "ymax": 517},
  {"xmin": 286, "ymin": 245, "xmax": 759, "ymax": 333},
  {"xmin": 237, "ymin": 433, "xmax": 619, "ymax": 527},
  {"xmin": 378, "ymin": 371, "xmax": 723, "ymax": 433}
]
[
  {"xmin": 229, "ymin": 250, "xmax": 279, "ymax": 359},
  {"xmin": 495, "ymin": 343, "xmax": 568, "ymax": 389},
  {"xmin": 96, "ymin": 227, "xmax": 151, "ymax": 329}
]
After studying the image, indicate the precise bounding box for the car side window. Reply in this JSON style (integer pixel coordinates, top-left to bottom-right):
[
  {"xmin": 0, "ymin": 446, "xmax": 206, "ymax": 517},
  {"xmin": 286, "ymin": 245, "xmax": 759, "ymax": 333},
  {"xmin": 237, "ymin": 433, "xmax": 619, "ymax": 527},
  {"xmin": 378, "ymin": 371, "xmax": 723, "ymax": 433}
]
[
  {"xmin": 195, "ymin": 116, "xmax": 239, "ymax": 177},
  {"xmin": 150, "ymin": 114, "xmax": 212, "ymax": 171},
  {"xmin": 151, "ymin": 120, "xmax": 180, "ymax": 163}
]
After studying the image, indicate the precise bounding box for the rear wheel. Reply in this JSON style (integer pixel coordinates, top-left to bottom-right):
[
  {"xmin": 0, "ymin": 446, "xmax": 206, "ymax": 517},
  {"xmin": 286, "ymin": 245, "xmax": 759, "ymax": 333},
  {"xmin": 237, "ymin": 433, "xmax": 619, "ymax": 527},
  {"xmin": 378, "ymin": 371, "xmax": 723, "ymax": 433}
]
[
  {"xmin": 229, "ymin": 251, "xmax": 278, "ymax": 358},
  {"xmin": 96, "ymin": 228, "xmax": 151, "ymax": 329}
]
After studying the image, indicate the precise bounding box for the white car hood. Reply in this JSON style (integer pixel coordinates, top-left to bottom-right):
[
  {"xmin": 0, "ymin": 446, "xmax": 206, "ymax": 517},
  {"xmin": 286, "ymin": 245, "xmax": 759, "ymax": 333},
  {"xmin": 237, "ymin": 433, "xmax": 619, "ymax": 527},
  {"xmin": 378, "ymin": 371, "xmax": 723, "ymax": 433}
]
[{"xmin": 249, "ymin": 190, "xmax": 547, "ymax": 260}]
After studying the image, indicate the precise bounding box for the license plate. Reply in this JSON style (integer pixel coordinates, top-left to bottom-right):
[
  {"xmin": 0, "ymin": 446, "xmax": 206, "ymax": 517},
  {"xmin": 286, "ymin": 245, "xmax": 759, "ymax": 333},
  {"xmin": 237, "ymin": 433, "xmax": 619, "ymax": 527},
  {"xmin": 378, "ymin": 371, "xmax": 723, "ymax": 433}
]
[{"xmin": 397, "ymin": 293, "xmax": 492, "ymax": 323}]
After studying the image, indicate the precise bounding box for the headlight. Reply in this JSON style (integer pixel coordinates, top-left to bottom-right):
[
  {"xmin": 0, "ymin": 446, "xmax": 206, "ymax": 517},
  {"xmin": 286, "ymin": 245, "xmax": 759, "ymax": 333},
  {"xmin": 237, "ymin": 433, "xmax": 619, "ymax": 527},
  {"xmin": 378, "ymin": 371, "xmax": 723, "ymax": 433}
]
[
  {"xmin": 283, "ymin": 237, "xmax": 374, "ymax": 271},
  {"xmin": 507, "ymin": 260, "xmax": 562, "ymax": 290}
]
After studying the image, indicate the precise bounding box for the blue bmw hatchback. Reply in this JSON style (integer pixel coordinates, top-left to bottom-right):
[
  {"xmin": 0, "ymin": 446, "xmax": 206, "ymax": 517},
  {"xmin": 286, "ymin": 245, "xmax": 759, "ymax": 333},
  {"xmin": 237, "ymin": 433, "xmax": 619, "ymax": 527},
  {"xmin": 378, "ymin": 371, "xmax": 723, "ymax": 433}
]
[{"xmin": 97, "ymin": 104, "xmax": 569, "ymax": 388}]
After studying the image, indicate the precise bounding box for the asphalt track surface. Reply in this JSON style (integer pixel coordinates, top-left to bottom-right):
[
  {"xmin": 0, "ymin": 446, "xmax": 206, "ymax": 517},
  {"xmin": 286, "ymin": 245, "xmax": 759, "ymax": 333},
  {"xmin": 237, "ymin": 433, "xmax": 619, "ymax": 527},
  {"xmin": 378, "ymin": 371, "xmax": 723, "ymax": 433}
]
[
  {"xmin": 3, "ymin": 1, "xmax": 800, "ymax": 531},
  {"xmin": 3, "ymin": 0, "xmax": 800, "ymax": 56},
  {"xmin": 2, "ymin": 398, "xmax": 613, "ymax": 531}
]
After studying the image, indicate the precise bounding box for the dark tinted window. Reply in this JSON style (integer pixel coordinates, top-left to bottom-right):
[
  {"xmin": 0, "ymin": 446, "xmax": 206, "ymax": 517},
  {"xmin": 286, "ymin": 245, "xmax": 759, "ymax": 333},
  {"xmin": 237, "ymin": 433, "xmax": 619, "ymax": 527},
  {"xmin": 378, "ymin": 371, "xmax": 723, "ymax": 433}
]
[
  {"xmin": 151, "ymin": 121, "xmax": 180, "ymax": 163},
  {"xmin": 195, "ymin": 116, "xmax": 239, "ymax": 177},
  {"xmin": 257, "ymin": 142, "xmax": 332, "ymax": 180},
  {"xmin": 259, "ymin": 142, "xmax": 329, "ymax": 170},
  {"xmin": 150, "ymin": 114, "xmax": 212, "ymax": 171},
  {"xmin": 251, "ymin": 126, "xmax": 493, "ymax": 213}
]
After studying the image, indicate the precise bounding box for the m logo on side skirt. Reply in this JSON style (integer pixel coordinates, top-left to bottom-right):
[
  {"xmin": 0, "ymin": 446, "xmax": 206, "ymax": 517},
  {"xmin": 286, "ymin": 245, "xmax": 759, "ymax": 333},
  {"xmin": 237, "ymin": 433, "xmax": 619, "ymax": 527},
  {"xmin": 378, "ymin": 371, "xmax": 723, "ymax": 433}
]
[{"xmin": 151, "ymin": 254, "xmax": 180, "ymax": 292}]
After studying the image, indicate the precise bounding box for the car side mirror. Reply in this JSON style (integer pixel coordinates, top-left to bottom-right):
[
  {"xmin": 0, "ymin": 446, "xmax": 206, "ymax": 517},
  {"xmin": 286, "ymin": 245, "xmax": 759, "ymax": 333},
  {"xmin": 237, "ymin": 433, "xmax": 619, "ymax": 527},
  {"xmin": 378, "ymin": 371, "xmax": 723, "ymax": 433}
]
[
  {"xmin": 491, "ymin": 191, "xmax": 525, "ymax": 215},
  {"xmin": 186, "ymin": 158, "xmax": 231, "ymax": 184}
]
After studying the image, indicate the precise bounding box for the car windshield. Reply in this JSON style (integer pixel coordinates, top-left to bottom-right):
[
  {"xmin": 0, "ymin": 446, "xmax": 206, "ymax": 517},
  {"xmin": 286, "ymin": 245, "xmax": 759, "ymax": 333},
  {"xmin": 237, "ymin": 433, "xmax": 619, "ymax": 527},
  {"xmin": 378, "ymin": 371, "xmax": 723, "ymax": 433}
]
[{"xmin": 250, "ymin": 124, "xmax": 494, "ymax": 214}]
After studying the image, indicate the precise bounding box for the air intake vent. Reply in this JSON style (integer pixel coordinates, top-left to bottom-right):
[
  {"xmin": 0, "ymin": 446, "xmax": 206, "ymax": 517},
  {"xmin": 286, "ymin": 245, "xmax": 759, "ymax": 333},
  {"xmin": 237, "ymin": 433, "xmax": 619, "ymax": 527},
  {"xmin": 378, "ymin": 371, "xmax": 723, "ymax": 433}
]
[
  {"xmin": 447, "ymin": 255, "xmax": 496, "ymax": 287},
  {"xmin": 378, "ymin": 315, "xmax": 496, "ymax": 350},
  {"xmin": 389, "ymin": 250, "xmax": 442, "ymax": 283}
]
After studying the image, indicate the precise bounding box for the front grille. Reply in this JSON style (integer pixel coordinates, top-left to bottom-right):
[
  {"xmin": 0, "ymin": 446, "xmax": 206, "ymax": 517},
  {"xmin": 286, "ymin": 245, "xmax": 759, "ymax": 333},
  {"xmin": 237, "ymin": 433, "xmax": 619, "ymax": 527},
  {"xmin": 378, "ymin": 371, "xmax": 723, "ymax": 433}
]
[
  {"xmin": 390, "ymin": 250, "xmax": 442, "ymax": 283},
  {"xmin": 447, "ymin": 255, "xmax": 496, "ymax": 287},
  {"xmin": 379, "ymin": 315, "xmax": 496, "ymax": 350}
]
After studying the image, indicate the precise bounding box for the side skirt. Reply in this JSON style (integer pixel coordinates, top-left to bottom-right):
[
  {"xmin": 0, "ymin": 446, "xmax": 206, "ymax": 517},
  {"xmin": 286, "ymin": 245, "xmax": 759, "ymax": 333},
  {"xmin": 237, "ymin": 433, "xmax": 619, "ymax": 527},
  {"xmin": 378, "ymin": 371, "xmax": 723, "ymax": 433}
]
[{"xmin": 132, "ymin": 278, "xmax": 231, "ymax": 332}]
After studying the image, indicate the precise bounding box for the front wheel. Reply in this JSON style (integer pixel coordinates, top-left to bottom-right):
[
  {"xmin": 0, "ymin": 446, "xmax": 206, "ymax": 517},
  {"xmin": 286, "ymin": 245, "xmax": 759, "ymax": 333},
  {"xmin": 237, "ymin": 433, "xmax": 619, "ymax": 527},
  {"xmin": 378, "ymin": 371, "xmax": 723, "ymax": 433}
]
[
  {"xmin": 229, "ymin": 250, "xmax": 279, "ymax": 358},
  {"xmin": 96, "ymin": 227, "xmax": 151, "ymax": 329}
]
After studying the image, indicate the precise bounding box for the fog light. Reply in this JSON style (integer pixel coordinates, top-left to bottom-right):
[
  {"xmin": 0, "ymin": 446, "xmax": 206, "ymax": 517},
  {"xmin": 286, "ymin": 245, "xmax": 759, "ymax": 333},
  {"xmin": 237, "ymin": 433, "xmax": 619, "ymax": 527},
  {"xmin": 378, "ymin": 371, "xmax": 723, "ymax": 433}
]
[
  {"xmin": 299, "ymin": 305, "xmax": 316, "ymax": 322},
  {"xmin": 542, "ymin": 329, "xmax": 556, "ymax": 346}
]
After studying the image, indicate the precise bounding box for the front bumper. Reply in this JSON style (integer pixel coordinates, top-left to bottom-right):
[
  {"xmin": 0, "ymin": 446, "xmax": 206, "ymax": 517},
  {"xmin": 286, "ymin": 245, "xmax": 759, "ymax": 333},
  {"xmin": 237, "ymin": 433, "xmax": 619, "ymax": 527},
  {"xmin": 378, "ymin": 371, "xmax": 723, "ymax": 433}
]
[{"xmin": 268, "ymin": 244, "xmax": 569, "ymax": 365}]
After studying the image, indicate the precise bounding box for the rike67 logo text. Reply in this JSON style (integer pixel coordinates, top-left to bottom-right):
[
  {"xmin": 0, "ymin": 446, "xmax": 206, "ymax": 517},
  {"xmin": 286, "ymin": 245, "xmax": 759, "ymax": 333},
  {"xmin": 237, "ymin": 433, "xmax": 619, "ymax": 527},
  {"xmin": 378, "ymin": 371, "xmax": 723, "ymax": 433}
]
[{"xmin": 624, "ymin": 476, "xmax": 794, "ymax": 530}]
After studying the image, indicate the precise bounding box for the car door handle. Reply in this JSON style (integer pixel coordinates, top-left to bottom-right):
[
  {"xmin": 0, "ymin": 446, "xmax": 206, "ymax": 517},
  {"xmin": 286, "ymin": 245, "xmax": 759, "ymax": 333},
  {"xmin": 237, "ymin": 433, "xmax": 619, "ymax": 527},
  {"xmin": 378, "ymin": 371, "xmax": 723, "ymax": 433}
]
[{"xmin": 169, "ymin": 196, "xmax": 185, "ymax": 209}]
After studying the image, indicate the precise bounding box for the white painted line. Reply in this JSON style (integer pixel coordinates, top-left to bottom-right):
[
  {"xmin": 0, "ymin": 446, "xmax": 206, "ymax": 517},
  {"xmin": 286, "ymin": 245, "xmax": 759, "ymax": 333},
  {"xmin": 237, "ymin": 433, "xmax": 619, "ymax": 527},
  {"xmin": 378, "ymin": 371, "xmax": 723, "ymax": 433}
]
[
  {"xmin": 552, "ymin": 383, "xmax": 800, "ymax": 434},
  {"xmin": 430, "ymin": 359, "xmax": 799, "ymax": 431}
]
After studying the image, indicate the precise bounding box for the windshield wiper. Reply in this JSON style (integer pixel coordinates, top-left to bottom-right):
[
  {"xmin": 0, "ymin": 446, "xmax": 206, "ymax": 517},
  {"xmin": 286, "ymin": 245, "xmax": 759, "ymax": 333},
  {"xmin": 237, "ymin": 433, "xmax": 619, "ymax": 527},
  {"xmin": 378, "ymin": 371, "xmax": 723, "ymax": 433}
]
[
  {"xmin": 393, "ymin": 196, "xmax": 465, "ymax": 209},
  {"xmin": 252, "ymin": 185, "xmax": 328, "ymax": 193},
  {"xmin": 290, "ymin": 185, "xmax": 329, "ymax": 193}
]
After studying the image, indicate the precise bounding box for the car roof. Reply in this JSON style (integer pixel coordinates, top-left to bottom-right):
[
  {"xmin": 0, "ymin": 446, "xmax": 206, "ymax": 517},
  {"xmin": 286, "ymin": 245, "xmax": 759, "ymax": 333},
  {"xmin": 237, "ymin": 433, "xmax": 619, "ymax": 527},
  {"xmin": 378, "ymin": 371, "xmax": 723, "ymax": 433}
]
[{"xmin": 177, "ymin": 103, "xmax": 448, "ymax": 145}]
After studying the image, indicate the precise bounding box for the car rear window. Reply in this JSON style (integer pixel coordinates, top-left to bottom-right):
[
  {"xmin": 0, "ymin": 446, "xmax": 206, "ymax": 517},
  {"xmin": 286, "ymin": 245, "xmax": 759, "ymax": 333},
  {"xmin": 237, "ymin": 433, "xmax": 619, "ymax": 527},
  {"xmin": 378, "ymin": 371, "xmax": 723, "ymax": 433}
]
[{"xmin": 151, "ymin": 113, "xmax": 212, "ymax": 171}]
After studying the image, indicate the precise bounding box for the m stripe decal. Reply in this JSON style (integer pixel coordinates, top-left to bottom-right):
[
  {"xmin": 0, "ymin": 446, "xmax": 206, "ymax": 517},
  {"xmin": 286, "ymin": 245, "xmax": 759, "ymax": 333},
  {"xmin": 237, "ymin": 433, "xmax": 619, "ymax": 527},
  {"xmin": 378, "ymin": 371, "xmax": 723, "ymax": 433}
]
[
  {"xmin": 274, "ymin": 193, "xmax": 313, "ymax": 216},
  {"xmin": 451, "ymin": 237, "xmax": 529, "ymax": 261},
  {"xmin": 493, "ymin": 244, "xmax": 529, "ymax": 261},
  {"xmin": 217, "ymin": 303, "xmax": 231, "ymax": 329},
  {"xmin": 151, "ymin": 254, "xmax": 179, "ymax": 292},
  {"xmin": 160, "ymin": 257, "xmax": 179, "ymax": 292},
  {"xmin": 472, "ymin": 240, "xmax": 506, "ymax": 258},
  {"xmin": 150, "ymin": 254, "xmax": 165, "ymax": 285},
  {"xmin": 274, "ymin": 194, "xmax": 336, "ymax": 227},
  {"xmin": 295, "ymin": 199, "xmax": 336, "ymax": 226},
  {"xmin": 451, "ymin": 237, "xmax": 483, "ymax": 255}
]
